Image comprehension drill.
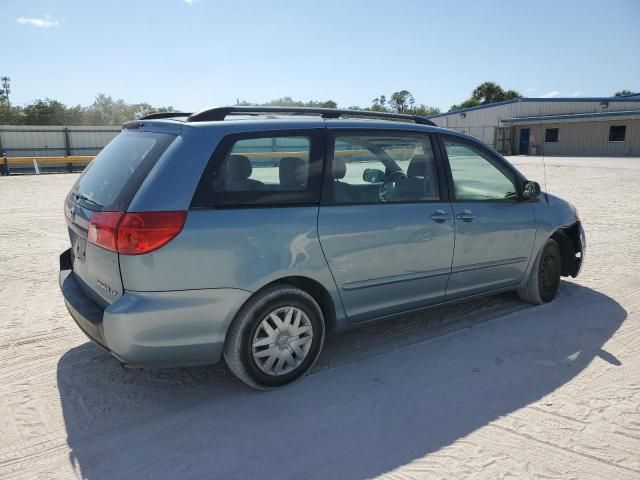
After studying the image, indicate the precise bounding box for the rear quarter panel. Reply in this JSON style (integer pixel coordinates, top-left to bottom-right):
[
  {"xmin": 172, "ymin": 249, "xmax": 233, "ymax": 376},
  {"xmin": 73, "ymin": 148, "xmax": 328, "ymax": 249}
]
[{"xmin": 118, "ymin": 207, "xmax": 348, "ymax": 329}]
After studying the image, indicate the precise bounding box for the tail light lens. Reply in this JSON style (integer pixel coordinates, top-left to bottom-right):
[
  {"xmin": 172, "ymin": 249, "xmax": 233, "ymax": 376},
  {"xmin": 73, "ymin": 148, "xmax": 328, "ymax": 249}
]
[
  {"xmin": 88, "ymin": 211, "xmax": 186, "ymax": 255},
  {"xmin": 87, "ymin": 212, "xmax": 123, "ymax": 252}
]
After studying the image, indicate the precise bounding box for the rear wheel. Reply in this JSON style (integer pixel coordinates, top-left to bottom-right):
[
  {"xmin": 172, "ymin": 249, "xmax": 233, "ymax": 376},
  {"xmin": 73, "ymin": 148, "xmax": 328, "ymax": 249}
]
[
  {"xmin": 223, "ymin": 284, "xmax": 325, "ymax": 390},
  {"xmin": 518, "ymin": 238, "xmax": 562, "ymax": 305}
]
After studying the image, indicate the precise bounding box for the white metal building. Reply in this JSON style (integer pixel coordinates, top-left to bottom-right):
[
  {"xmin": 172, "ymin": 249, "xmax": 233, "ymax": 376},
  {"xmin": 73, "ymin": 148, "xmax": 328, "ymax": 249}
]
[{"xmin": 428, "ymin": 95, "xmax": 640, "ymax": 156}]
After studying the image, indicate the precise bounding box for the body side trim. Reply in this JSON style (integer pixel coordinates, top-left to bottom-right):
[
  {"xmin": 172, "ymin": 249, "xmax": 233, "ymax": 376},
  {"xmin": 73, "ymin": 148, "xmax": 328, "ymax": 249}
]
[
  {"xmin": 342, "ymin": 268, "xmax": 451, "ymax": 291},
  {"xmin": 451, "ymin": 256, "xmax": 529, "ymax": 274}
]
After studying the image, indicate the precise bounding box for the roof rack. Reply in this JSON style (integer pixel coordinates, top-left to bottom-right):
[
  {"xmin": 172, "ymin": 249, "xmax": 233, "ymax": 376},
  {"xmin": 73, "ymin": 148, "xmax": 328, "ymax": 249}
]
[
  {"xmin": 138, "ymin": 112, "xmax": 193, "ymax": 120},
  {"xmin": 185, "ymin": 106, "xmax": 436, "ymax": 126}
]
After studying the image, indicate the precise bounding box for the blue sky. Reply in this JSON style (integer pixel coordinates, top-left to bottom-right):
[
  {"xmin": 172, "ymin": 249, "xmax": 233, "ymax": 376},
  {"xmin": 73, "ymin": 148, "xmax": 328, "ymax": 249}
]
[{"xmin": 3, "ymin": 0, "xmax": 639, "ymax": 112}]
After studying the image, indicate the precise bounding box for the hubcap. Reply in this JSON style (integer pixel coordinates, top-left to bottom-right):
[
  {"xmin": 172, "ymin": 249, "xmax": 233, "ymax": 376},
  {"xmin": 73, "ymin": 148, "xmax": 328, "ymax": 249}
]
[{"xmin": 252, "ymin": 306, "xmax": 314, "ymax": 376}]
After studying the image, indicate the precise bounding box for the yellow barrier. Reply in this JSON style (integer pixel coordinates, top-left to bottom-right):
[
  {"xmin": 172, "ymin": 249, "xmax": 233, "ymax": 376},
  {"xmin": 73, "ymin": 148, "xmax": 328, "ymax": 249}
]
[
  {"xmin": 6, "ymin": 156, "xmax": 94, "ymax": 166},
  {"xmin": 4, "ymin": 147, "xmax": 414, "ymax": 167}
]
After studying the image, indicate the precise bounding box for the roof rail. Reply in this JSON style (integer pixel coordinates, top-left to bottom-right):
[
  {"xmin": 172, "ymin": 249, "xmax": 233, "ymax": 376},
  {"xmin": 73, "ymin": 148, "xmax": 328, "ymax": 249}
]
[
  {"xmin": 186, "ymin": 106, "xmax": 436, "ymax": 126},
  {"xmin": 138, "ymin": 112, "xmax": 193, "ymax": 120}
]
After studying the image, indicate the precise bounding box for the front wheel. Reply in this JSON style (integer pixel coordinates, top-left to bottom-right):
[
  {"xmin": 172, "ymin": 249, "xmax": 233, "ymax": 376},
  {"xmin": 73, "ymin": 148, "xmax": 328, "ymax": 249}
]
[
  {"xmin": 223, "ymin": 284, "xmax": 325, "ymax": 390},
  {"xmin": 518, "ymin": 238, "xmax": 562, "ymax": 305}
]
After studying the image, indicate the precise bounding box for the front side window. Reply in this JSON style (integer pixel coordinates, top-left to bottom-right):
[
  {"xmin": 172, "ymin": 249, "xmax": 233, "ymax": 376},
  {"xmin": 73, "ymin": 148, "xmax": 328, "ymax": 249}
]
[
  {"xmin": 328, "ymin": 133, "xmax": 439, "ymax": 204},
  {"xmin": 444, "ymin": 136, "xmax": 517, "ymax": 201},
  {"xmin": 609, "ymin": 125, "xmax": 626, "ymax": 142},
  {"xmin": 192, "ymin": 134, "xmax": 323, "ymax": 207},
  {"xmin": 545, "ymin": 128, "xmax": 559, "ymax": 143}
]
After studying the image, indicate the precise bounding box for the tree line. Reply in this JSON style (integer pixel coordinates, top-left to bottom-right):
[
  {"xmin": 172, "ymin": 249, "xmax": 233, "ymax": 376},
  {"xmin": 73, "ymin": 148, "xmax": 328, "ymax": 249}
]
[
  {"xmin": 0, "ymin": 83, "xmax": 635, "ymax": 125},
  {"xmin": 0, "ymin": 93, "xmax": 176, "ymax": 126}
]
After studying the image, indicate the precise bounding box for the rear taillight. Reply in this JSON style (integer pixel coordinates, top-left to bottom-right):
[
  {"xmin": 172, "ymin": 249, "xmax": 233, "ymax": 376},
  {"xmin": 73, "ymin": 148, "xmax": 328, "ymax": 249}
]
[
  {"xmin": 88, "ymin": 212, "xmax": 123, "ymax": 252},
  {"xmin": 87, "ymin": 211, "xmax": 186, "ymax": 255}
]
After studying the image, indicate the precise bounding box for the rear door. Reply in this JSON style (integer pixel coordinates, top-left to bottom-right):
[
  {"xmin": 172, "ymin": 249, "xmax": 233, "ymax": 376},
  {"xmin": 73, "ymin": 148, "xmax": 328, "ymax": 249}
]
[
  {"xmin": 318, "ymin": 129, "xmax": 454, "ymax": 323},
  {"xmin": 65, "ymin": 129, "xmax": 175, "ymax": 307},
  {"xmin": 439, "ymin": 134, "xmax": 537, "ymax": 299}
]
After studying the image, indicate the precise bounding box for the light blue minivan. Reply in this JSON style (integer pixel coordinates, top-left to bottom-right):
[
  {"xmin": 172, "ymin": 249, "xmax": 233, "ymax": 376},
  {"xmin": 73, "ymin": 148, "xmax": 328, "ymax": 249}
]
[{"xmin": 59, "ymin": 107, "xmax": 585, "ymax": 389}]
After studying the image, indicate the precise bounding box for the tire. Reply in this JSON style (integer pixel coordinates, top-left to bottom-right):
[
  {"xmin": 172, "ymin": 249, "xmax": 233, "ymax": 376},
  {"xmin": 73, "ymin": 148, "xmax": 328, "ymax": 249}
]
[
  {"xmin": 223, "ymin": 283, "xmax": 325, "ymax": 390},
  {"xmin": 518, "ymin": 238, "xmax": 562, "ymax": 305}
]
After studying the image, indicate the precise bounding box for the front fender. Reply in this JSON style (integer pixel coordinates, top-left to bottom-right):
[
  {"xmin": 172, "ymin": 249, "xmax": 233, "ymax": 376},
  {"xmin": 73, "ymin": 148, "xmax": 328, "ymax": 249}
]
[{"xmin": 521, "ymin": 193, "xmax": 583, "ymax": 285}]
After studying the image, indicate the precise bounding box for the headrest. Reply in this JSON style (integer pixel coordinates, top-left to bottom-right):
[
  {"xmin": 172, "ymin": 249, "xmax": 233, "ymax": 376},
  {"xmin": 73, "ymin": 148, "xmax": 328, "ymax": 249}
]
[
  {"xmin": 279, "ymin": 157, "xmax": 308, "ymax": 188},
  {"xmin": 226, "ymin": 155, "xmax": 252, "ymax": 180},
  {"xmin": 407, "ymin": 154, "xmax": 431, "ymax": 178},
  {"xmin": 332, "ymin": 157, "xmax": 346, "ymax": 180}
]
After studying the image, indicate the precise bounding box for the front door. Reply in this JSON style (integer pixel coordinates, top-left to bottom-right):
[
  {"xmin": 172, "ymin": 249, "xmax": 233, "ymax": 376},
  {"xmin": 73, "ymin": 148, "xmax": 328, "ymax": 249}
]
[
  {"xmin": 318, "ymin": 130, "xmax": 454, "ymax": 323},
  {"xmin": 519, "ymin": 128, "xmax": 530, "ymax": 154},
  {"xmin": 441, "ymin": 134, "xmax": 537, "ymax": 299}
]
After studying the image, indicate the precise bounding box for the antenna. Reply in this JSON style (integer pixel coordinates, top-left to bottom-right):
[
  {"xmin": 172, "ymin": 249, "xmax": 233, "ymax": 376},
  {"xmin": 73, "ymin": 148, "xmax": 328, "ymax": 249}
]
[{"xmin": 538, "ymin": 110, "xmax": 549, "ymax": 201}]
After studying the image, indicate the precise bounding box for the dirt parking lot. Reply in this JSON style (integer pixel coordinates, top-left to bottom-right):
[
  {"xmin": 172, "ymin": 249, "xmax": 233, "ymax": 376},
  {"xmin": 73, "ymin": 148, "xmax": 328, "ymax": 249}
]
[{"xmin": 1, "ymin": 157, "xmax": 639, "ymax": 480}]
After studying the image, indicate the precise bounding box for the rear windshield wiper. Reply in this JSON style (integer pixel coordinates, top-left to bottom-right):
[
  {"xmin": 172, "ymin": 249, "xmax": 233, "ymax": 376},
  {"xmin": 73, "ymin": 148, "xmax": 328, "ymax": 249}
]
[{"xmin": 74, "ymin": 193, "xmax": 101, "ymax": 208}]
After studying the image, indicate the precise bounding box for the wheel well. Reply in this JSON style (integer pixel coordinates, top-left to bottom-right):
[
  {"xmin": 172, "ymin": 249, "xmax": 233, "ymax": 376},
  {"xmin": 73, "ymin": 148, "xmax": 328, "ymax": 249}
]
[
  {"xmin": 258, "ymin": 276, "xmax": 338, "ymax": 335},
  {"xmin": 550, "ymin": 223, "xmax": 581, "ymax": 277}
]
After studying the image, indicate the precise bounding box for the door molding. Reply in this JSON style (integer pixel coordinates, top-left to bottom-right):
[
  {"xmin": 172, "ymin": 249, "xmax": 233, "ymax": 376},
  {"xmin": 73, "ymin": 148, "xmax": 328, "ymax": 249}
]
[{"xmin": 342, "ymin": 267, "xmax": 451, "ymax": 291}]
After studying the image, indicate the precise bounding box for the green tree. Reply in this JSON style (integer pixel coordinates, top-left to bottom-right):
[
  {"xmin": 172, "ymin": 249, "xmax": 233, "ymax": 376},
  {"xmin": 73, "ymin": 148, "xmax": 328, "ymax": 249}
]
[
  {"xmin": 412, "ymin": 104, "xmax": 440, "ymax": 116},
  {"xmin": 371, "ymin": 95, "xmax": 388, "ymax": 112},
  {"xmin": 389, "ymin": 90, "xmax": 415, "ymax": 113},
  {"xmin": 258, "ymin": 97, "xmax": 337, "ymax": 108},
  {"xmin": 22, "ymin": 99, "xmax": 69, "ymax": 125},
  {"xmin": 450, "ymin": 98, "xmax": 481, "ymax": 111},
  {"xmin": 615, "ymin": 90, "xmax": 634, "ymax": 97},
  {"xmin": 450, "ymin": 82, "xmax": 521, "ymax": 111}
]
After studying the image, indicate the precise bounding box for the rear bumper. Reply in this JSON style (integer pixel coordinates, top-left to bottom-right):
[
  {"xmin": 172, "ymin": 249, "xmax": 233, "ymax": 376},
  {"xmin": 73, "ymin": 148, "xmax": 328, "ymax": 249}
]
[{"xmin": 59, "ymin": 249, "xmax": 251, "ymax": 367}]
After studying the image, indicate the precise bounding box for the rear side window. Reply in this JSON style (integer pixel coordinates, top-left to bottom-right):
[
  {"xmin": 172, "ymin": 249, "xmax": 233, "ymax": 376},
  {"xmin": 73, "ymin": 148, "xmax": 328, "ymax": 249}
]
[
  {"xmin": 218, "ymin": 137, "xmax": 310, "ymax": 192},
  {"xmin": 71, "ymin": 131, "xmax": 175, "ymax": 210},
  {"xmin": 192, "ymin": 131, "xmax": 324, "ymax": 208}
]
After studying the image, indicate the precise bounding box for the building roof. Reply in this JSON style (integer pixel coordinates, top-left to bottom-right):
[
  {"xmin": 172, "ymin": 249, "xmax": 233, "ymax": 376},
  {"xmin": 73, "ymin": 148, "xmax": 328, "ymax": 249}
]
[
  {"xmin": 428, "ymin": 96, "xmax": 640, "ymax": 119},
  {"xmin": 501, "ymin": 110, "xmax": 640, "ymax": 125}
]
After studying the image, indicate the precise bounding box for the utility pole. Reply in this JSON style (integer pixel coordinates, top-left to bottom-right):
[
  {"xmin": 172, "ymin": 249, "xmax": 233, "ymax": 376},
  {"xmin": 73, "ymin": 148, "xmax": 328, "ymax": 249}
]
[{"xmin": 1, "ymin": 77, "xmax": 11, "ymax": 107}]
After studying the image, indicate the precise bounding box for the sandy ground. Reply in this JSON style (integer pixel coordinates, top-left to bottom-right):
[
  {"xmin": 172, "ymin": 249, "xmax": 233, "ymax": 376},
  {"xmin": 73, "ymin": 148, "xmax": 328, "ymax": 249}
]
[{"xmin": 0, "ymin": 156, "xmax": 639, "ymax": 480}]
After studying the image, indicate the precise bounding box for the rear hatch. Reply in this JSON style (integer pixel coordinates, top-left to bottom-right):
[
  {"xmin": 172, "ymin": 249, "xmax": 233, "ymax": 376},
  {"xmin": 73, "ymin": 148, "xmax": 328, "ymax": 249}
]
[{"xmin": 65, "ymin": 129, "xmax": 176, "ymax": 307}]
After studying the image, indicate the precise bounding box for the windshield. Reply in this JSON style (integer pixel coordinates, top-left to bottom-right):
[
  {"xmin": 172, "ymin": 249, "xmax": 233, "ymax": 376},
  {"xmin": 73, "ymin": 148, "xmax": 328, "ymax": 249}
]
[{"xmin": 71, "ymin": 131, "xmax": 175, "ymax": 210}]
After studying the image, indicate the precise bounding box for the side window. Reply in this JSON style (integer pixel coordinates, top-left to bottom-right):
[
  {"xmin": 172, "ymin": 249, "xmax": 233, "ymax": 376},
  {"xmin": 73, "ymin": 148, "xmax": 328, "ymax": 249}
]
[
  {"xmin": 444, "ymin": 136, "xmax": 517, "ymax": 201},
  {"xmin": 545, "ymin": 128, "xmax": 559, "ymax": 143},
  {"xmin": 329, "ymin": 133, "xmax": 439, "ymax": 204},
  {"xmin": 192, "ymin": 134, "xmax": 322, "ymax": 207},
  {"xmin": 216, "ymin": 137, "xmax": 310, "ymax": 192}
]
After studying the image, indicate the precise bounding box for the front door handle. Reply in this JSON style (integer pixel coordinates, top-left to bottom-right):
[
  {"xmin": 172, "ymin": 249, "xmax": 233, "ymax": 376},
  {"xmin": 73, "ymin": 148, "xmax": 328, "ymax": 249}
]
[
  {"xmin": 429, "ymin": 210, "xmax": 450, "ymax": 223},
  {"xmin": 456, "ymin": 209, "xmax": 475, "ymax": 222}
]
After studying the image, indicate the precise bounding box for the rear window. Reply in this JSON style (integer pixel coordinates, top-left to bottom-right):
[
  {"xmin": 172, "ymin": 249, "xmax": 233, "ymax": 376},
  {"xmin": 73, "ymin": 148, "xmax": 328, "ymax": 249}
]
[{"xmin": 71, "ymin": 131, "xmax": 175, "ymax": 210}]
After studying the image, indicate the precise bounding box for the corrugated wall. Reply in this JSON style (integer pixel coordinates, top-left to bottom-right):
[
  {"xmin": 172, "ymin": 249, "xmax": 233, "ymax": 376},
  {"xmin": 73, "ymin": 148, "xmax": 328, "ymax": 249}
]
[
  {"xmin": 0, "ymin": 125, "xmax": 120, "ymax": 157},
  {"xmin": 430, "ymin": 99, "xmax": 640, "ymax": 155},
  {"xmin": 515, "ymin": 120, "xmax": 640, "ymax": 156},
  {"xmin": 431, "ymin": 100, "xmax": 640, "ymax": 131}
]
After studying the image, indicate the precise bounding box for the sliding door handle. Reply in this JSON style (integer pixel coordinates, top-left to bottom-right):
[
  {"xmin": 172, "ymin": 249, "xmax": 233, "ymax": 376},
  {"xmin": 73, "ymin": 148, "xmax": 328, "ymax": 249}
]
[
  {"xmin": 429, "ymin": 210, "xmax": 450, "ymax": 223},
  {"xmin": 456, "ymin": 209, "xmax": 475, "ymax": 222}
]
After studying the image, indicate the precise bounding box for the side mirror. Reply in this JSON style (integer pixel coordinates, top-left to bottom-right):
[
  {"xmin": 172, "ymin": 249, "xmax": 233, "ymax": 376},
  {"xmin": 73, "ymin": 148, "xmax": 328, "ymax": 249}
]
[
  {"xmin": 363, "ymin": 168, "xmax": 385, "ymax": 184},
  {"xmin": 522, "ymin": 181, "xmax": 541, "ymax": 201}
]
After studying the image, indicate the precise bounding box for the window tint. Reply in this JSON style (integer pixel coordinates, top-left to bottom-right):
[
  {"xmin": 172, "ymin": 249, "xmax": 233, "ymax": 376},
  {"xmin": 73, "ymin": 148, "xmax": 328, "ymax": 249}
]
[
  {"xmin": 444, "ymin": 137, "xmax": 517, "ymax": 201},
  {"xmin": 329, "ymin": 133, "xmax": 439, "ymax": 204},
  {"xmin": 545, "ymin": 128, "xmax": 559, "ymax": 143},
  {"xmin": 215, "ymin": 137, "xmax": 310, "ymax": 192},
  {"xmin": 71, "ymin": 131, "xmax": 175, "ymax": 210},
  {"xmin": 609, "ymin": 125, "xmax": 626, "ymax": 142},
  {"xmin": 192, "ymin": 133, "xmax": 323, "ymax": 208}
]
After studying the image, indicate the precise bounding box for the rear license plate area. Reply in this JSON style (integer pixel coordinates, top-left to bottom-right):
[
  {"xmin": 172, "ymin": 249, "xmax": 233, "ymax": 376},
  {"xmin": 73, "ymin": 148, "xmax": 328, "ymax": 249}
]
[{"xmin": 74, "ymin": 236, "xmax": 87, "ymax": 263}]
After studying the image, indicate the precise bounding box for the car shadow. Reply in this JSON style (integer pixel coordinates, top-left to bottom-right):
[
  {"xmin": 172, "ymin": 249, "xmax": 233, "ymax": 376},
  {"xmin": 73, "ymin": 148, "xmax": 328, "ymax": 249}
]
[{"xmin": 57, "ymin": 282, "xmax": 626, "ymax": 479}]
